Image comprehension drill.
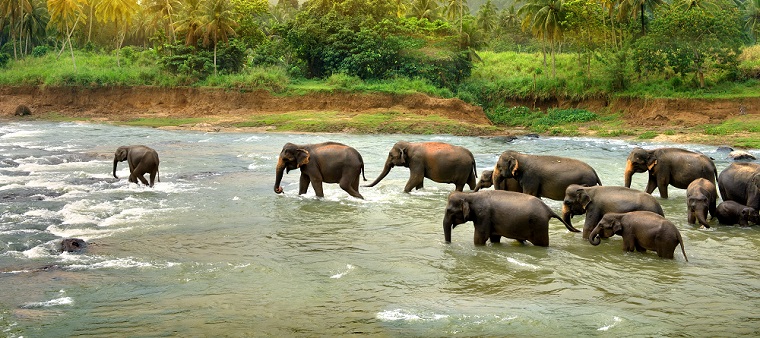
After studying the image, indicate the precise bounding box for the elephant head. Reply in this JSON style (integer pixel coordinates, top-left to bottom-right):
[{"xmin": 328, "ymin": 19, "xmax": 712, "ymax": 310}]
[
  {"xmin": 688, "ymin": 194, "xmax": 710, "ymax": 227},
  {"xmin": 274, "ymin": 143, "xmax": 310, "ymax": 194},
  {"xmin": 562, "ymin": 184, "xmax": 592, "ymax": 226},
  {"xmin": 113, "ymin": 146, "xmax": 129, "ymax": 179},
  {"xmin": 473, "ymin": 170, "xmax": 494, "ymax": 192},
  {"xmin": 493, "ymin": 151, "xmax": 519, "ymax": 189},
  {"xmin": 624, "ymin": 147, "xmax": 655, "ymax": 188},
  {"xmin": 741, "ymin": 207, "xmax": 760, "ymax": 226},
  {"xmin": 589, "ymin": 214, "xmax": 623, "ymax": 245},
  {"xmin": 443, "ymin": 192, "xmax": 471, "ymax": 243},
  {"xmin": 366, "ymin": 141, "xmax": 410, "ymax": 187}
]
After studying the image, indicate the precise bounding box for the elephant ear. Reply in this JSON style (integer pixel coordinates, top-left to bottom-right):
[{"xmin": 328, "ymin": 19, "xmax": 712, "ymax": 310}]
[
  {"xmin": 296, "ymin": 149, "xmax": 310, "ymax": 168},
  {"xmin": 400, "ymin": 147, "xmax": 409, "ymax": 165},
  {"xmin": 579, "ymin": 189, "xmax": 592, "ymax": 210},
  {"xmin": 461, "ymin": 200, "xmax": 471, "ymax": 220},
  {"xmin": 612, "ymin": 220, "xmax": 623, "ymax": 235},
  {"xmin": 510, "ymin": 158, "xmax": 519, "ymax": 177},
  {"xmin": 647, "ymin": 159, "xmax": 658, "ymax": 171}
]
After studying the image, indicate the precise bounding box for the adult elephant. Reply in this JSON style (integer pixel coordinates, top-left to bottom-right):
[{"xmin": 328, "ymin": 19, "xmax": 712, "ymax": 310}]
[
  {"xmin": 492, "ymin": 150, "xmax": 602, "ymax": 200},
  {"xmin": 562, "ymin": 184, "xmax": 664, "ymax": 240},
  {"xmin": 113, "ymin": 145, "xmax": 160, "ymax": 187},
  {"xmin": 472, "ymin": 169, "xmax": 522, "ymax": 193},
  {"xmin": 274, "ymin": 142, "xmax": 366, "ymax": 199},
  {"xmin": 366, "ymin": 141, "xmax": 477, "ymax": 192},
  {"xmin": 718, "ymin": 162, "xmax": 760, "ymax": 210},
  {"xmin": 624, "ymin": 147, "xmax": 717, "ymax": 198},
  {"xmin": 443, "ymin": 190, "xmax": 579, "ymax": 246}
]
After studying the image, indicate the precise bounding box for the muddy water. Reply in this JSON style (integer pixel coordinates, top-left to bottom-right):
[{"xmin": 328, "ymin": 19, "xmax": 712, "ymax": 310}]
[{"xmin": 1, "ymin": 121, "xmax": 759, "ymax": 336}]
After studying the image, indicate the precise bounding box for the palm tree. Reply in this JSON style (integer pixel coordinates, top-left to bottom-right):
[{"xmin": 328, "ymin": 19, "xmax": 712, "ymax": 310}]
[
  {"xmin": 175, "ymin": 0, "xmax": 204, "ymax": 46},
  {"xmin": 617, "ymin": 0, "xmax": 663, "ymax": 35},
  {"xmin": 476, "ymin": 0, "xmax": 497, "ymax": 34},
  {"xmin": 746, "ymin": 0, "xmax": 760, "ymax": 43},
  {"xmin": 20, "ymin": 0, "xmax": 48, "ymax": 54},
  {"xmin": 145, "ymin": 0, "xmax": 179, "ymax": 44},
  {"xmin": 202, "ymin": 0, "xmax": 238, "ymax": 76},
  {"xmin": 95, "ymin": 0, "xmax": 139, "ymax": 66},
  {"xmin": 443, "ymin": 0, "xmax": 469, "ymax": 33},
  {"xmin": 407, "ymin": 0, "xmax": 440, "ymax": 20},
  {"xmin": 519, "ymin": 0, "xmax": 565, "ymax": 77},
  {"xmin": 672, "ymin": 0, "xmax": 720, "ymax": 12},
  {"xmin": 0, "ymin": 0, "xmax": 34, "ymax": 59},
  {"xmin": 48, "ymin": 0, "xmax": 87, "ymax": 70}
]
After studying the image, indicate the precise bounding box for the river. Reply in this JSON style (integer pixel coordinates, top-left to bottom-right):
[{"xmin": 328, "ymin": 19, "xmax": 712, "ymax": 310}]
[{"xmin": 0, "ymin": 121, "xmax": 758, "ymax": 336}]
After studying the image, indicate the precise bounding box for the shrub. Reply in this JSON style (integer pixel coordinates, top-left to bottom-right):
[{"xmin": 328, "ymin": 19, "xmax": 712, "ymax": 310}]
[{"xmin": 32, "ymin": 45, "xmax": 49, "ymax": 57}]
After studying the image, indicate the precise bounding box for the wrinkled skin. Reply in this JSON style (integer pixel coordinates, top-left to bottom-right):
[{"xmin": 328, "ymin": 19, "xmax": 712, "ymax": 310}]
[
  {"xmin": 472, "ymin": 169, "xmax": 521, "ymax": 192},
  {"xmin": 686, "ymin": 178, "xmax": 718, "ymax": 228},
  {"xmin": 274, "ymin": 142, "xmax": 366, "ymax": 199},
  {"xmin": 443, "ymin": 190, "xmax": 579, "ymax": 246},
  {"xmin": 493, "ymin": 150, "xmax": 602, "ymax": 201},
  {"xmin": 562, "ymin": 184, "xmax": 664, "ymax": 240},
  {"xmin": 113, "ymin": 145, "xmax": 160, "ymax": 187},
  {"xmin": 624, "ymin": 147, "xmax": 717, "ymax": 198},
  {"xmin": 589, "ymin": 211, "xmax": 688, "ymax": 261},
  {"xmin": 366, "ymin": 141, "xmax": 477, "ymax": 192},
  {"xmin": 716, "ymin": 201, "xmax": 760, "ymax": 227},
  {"xmin": 717, "ymin": 162, "xmax": 760, "ymax": 210}
]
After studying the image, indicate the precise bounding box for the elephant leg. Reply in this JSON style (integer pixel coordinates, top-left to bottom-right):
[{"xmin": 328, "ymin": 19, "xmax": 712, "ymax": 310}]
[
  {"xmin": 489, "ymin": 235, "xmax": 501, "ymax": 243},
  {"xmin": 531, "ymin": 234, "xmax": 549, "ymax": 247},
  {"xmin": 405, "ymin": 175, "xmax": 424, "ymax": 193},
  {"xmin": 135, "ymin": 173, "xmax": 150, "ymax": 186},
  {"xmin": 645, "ymin": 178, "xmax": 658, "ymax": 195},
  {"xmin": 149, "ymin": 171, "xmax": 157, "ymax": 187},
  {"xmin": 473, "ymin": 229, "xmax": 489, "ymax": 246},
  {"xmin": 454, "ymin": 183, "xmax": 465, "ymax": 192},
  {"xmin": 339, "ymin": 177, "xmax": 364, "ymax": 199},
  {"xmin": 657, "ymin": 183, "xmax": 669, "ymax": 199},
  {"xmin": 299, "ymin": 174, "xmax": 311, "ymax": 195},
  {"xmin": 311, "ymin": 180, "xmax": 325, "ymax": 198}
]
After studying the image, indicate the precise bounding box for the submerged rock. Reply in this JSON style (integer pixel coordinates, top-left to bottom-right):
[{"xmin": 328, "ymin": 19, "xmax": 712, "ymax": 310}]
[
  {"xmin": 728, "ymin": 150, "xmax": 756, "ymax": 161},
  {"xmin": 59, "ymin": 238, "xmax": 87, "ymax": 253}
]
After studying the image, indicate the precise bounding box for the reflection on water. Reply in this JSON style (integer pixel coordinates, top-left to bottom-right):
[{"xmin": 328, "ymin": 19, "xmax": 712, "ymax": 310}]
[{"xmin": 1, "ymin": 121, "xmax": 759, "ymax": 336}]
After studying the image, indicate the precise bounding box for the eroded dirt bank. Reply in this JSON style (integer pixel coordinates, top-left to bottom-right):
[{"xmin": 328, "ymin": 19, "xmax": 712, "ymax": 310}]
[{"xmin": 0, "ymin": 86, "xmax": 757, "ymax": 132}]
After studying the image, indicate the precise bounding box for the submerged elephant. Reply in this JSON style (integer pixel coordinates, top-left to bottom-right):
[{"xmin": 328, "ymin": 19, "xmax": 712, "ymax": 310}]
[
  {"xmin": 274, "ymin": 142, "xmax": 366, "ymax": 199},
  {"xmin": 59, "ymin": 238, "xmax": 87, "ymax": 253},
  {"xmin": 624, "ymin": 147, "xmax": 717, "ymax": 198},
  {"xmin": 589, "ymin": 211, "xmax": 688, "ymax": 261},
  {"xmin": 113, "ymin": 145, "xmax": 160, "ymax": 187},
  {"xmin": 493, "ymin": 150, "xmax": 602, "ymax": 201},
  {"xmin": 686, "ymin": 178, "xmax": 718, "ymax": 228},
  {"xmin": 472, "ymin": 169, "xmax": 521, "ymax": 192},
  {"xmin": 443, "ymin": 190, "xmax": 580, "ymax": 246},
  {"xmin": 717, "ymin": 162, "xmax": 760, "ymax": 210},
  {"xmin": 562, "ymin": 184, "xmax": 664, "ymax": 239},
  {"xmin": 366, "ymin": 141, "xmax": 477, "ymax": 192},
  {"xmin": 716, "ymin": 201, "xmax": 760, "ymax": 227}
]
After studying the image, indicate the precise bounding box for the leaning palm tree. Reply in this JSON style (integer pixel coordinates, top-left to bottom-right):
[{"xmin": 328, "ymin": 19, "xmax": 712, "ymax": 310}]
[
  {"xmin": 201, "ymin": 0, "xmax": 238, "ymax": 76},
  {"xmin": 95, "ymin": 0, "xmax": 139, "ymax": 66},
  {"xmin": 47, "ymin": 0, "xmax": 87, "ymax": 70},
  {"xmin": 519, "ymin": 0, "xmax": 565, "ymax": 78}
]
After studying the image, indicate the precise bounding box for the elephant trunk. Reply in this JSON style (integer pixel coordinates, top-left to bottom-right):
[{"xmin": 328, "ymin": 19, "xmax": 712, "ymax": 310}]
[
  {"xmin": 365, "ymin": 158, "xmax": 392, "ymax": 187},
  {"xmin": 561, "ymin": 204, "xmax": 574, "ymax": 230},
  {"xmin": 274, "ymin": 158, "xmax": 285, "ymax": 194},
  {"xmin": 696, "ymin": 208, "xmax": 710, "ymax": 228},
  {"xmin": 443, "ymin": 217, "xmax": 453, "ymax": 243},
  {"xmin": 589, "ymin": 225, "xmax": 602, "ymax": 246},
  {"xmin": 112, "ymin": 158, "xmax": 119, "ymax": 179},
  {"xmin": 624, "ymin": 160, "xmax": 635, "ymax": 188}
]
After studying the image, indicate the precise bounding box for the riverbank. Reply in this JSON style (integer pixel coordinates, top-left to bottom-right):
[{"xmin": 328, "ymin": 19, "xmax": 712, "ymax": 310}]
[{"xmin": 1, "ymin": 86, "xmax": 758, "ymax": 147}]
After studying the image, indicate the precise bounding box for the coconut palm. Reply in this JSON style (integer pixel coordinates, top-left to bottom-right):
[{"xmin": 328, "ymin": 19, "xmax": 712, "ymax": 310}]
[
  {"xmin": 202, "ymin": 0, "xmax": 239, "ymax": 76},
  {"xmin": 476, "ymin": 0, "xmax": 497, "ymax": 34},
  {"xmin": 20, "ymin": 0, "xmax": 49, "ymax": 54},
  {"xmin": 443, "ymin": 0, "xmax": 469, "ymax": 33},
  {"xmin": 95, "ymin": 0, "xmax": 139, "ymax": 66},
  {"xmin": 407, "ymin": 0, "xmax": 440, "ymax": 20},
  {"xmin": 744, "ymin": 0, "xmax": 760, "ymax": 42},
  {"xmin": 519, "ymin": 0, "xmax": 565, "ymax": 77},
  {"xmin": 0, "ymin": 0, "xmax": 34, "ymax": 59},
  {"xmin": 175, "ymin": 0, "xmax": 204, "ymax": 46},
  {"xmin": 48, "ymin": 0, "xmax": 87, "ymax": 69},
  {"xmin": 617, "ymin": 0, "xmax": 663, "ymax": 35},
  {"xmin": 145, "ymin": 0, "xmax": 179, "ymax": 44}
]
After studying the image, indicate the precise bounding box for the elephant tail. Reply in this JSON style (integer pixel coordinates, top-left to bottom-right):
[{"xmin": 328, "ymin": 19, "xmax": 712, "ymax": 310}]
[
  {"xmin": 472, "ymin": 161, "xmax": 477, "ymax": 179},
  {"xmin": 678, "ymin": 233, "xmax": 689, "ymax": 262},
  {"xmin": 157, "ymin": 169, "xmax": 161, "ymax": 183},
  {"xmin": 551, "ymin": 210, "xmax": 580, "ymax": 233},
  {"xmin": 361, "ymin": 162, "xmax": 367, "ymax": 181}
]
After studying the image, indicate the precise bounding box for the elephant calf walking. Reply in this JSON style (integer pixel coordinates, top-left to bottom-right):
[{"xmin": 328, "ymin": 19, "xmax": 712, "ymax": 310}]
[
  {"xmin": 113, "ymin": 145, "xmax": 160, "ymax": 187},
  {"xmin": 443, "ymin": 190, "xmax": 579, "ymax": 246},
  {"xmin": 274, "ymin": 142, "xmax": 366, "ymax": 199},
  {"xmin": 589, "ymin": 211, "xmax": 688, "ymax": 261}
]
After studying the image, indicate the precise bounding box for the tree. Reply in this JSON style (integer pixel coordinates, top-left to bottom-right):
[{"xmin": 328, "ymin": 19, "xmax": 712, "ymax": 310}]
[
  {"xmin": 145, "ymin": 0, "xmax": 180, "ymax": 44},
  {"xmin": 476, "ymin": 0, "xmax": 497, "ymax": 34},
  {"xmin": 47, "ymin": 0, "xmax": 87, "ymax": 70},
  {"xmin": 175, "ymin": 0, "xmax": 204, "ymax": 46},
  {"xmin": 443, "ymin": 0, "xmax": 469, "ymax": 33},
  {"xmin": 20, "ymin": 0, "xmax": 49, "ymax": 55},
  {"xmin": 202, "ymin": 0, "xmax": 239, "ymax": 76},
  {"xmin": 95, "ymin": 0, "xmax": 138, "ymax": 66},
  {"xmin": 744, "ymin": 0, "xmax": 760, "ymax": 43},
  {"xmin": 408, "ymin": 0, "xmax": 440, "ymax": 20},
  {"xmin": 0, "ymin": 0, "xmax": 33, "ymax": 59},
  {"xmin": 617, "ymin": 0, "xmax": 663, "ymax": 35},
  {"xmin": 519, "ymin": 0, "xmax": 566, "ymax": 77}
]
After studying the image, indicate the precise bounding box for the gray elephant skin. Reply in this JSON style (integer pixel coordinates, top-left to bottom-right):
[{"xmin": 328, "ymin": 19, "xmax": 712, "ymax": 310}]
[
  {"xmin": 716, "ymin": 201, "xmax": 760, "ymax": 227},
  {"xmin": 443, "ymin": 190, "xmax": 580, "ymax": 246},
  {"xmin": 472, "ymin": 169, "xmax": 522, "ymax": 192},
  {"xmin": 366, "ymin": 141, "xmax": 477, "ymax": 192},
  {"xmin": 113, "ymin": 145, "xmax": 160, "ymax": 187},
  {"xmin": 717, "ymin": 162, "xmax": 760, "ymax": 210},
  {"xmin": 686, "ymin": 178, "xmax": 718, "ymax": 228},
  {"xmin": 624, "ymin": 147, "xmax": 717, "ymax": 198},
  {"xmin": 589, "ymin": 211, "xmax": 688, "ymax": 261},
  {"xmin": 562, "ymin": 184, "xmax": 664, "ymax": 239},
  {"xmin": 493, "ymin": 150, "xmax": 602, "ymax": 201},
  {"xmin": 274, "ymin": 142, "xmax": 366, "ymax": 199}
]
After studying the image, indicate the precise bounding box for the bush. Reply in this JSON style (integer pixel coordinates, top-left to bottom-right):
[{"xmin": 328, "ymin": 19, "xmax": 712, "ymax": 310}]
[
  {"xmin": 0, "ymin": 53, "xmax": 10, "ymax": 68},
  {"xmin": 32, "ymin": 45, "xmax": 49, "ymax": 57}
]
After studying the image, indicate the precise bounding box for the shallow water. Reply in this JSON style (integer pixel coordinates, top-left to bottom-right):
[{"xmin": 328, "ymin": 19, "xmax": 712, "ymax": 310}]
[{"xmin": 1, "ymin": 121, "xmax": 759, "ymax": 336}]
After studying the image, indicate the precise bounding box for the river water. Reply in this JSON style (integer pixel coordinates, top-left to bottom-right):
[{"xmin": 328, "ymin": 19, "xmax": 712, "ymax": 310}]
[{"xmin": 0, "ymin": 121, "xmax": 758, "ymax": 336}]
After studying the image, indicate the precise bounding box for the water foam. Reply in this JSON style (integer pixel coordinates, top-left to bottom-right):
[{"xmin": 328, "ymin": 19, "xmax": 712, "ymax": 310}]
[
  {"xmin": 376, "ymin": 309, "xmax": 449, "ymax": 322},
  {"xmin": 21, "ymin": 297, "xmax": 73, "ymax": 308},
  {"xmin": 598, "ymin": 316, "xmax": 622, "ymax": 331},
  {"xmin": 330, "ymin": 264, "xmax": 355, "ymax": 279}
]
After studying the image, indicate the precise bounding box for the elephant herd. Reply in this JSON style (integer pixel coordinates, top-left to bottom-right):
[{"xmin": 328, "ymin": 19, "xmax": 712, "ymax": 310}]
[{"xmin": 113, "ymin": 141, "xmax": 760, "ymax": 262}]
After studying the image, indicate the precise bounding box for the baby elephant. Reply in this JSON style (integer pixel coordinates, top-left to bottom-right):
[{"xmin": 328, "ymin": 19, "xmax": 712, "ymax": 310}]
[
  {"xmin": 113, "ymin": 145, "xmax": 160, "ymax": 187},
  {"xmin": 589, "ymin": 211, "xmax": 688, "ymax": 261},
  {"xmin": 473, "ymin": 169, "xmax": 522, "ymax": 192},
  {"xmin": 716, "ymin": 201, "xmax": 760, "ymax": 226},
  {"xmin": 443, "ymin": 190, "xmax": 579, "ymax": 246},
  {"xmin": 686, "ymin": 178, "xmax": 718, "ymax": 228}
]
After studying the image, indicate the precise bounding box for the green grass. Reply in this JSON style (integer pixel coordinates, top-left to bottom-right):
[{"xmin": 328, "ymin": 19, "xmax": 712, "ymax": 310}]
[
  {"xmin": 637, "ymin": 131, "xmax": 659, "ymax": 139},
  {"xmin": 121, "ymin": 117, "xmax": 210, "ymax": 127},
  {"xmin": 703, "ymin": 117, "xmax": 760, "ymax": 135}
]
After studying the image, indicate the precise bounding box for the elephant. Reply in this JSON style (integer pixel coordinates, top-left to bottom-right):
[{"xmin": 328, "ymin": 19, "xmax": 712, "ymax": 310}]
[
  {"xmin": 274, "ymin": 142, "xmax": 366, "ymax": 199},
  {"xmin": 113, "ymin": 145, "xmax": 160, "ymax": 187},
  {"xmin": 366, "ymin": 141, "xmax": 477, "ymax": 192},
  {"xmin": 589, "ymin": 211, "xmax": 688, "ymax": 261},
  {"xmin": 59, "ymin": 238, "xmax": 86, "ymax": 253},
  {"xmin": 624, "ymin": 147, "xmax": 717, "ymax": 198},
  {"xmin": 562, "ymin": 184, "xmax": 664, "ymax": 240},
  {"xmin": 686, "ymin": 178, "xmax": 718, "ymax": 228},
  {"xmin": 716, "ymin": 201, "xmax": 760, "ymax": 227},
  {"xmin": 443, "ymin": 190, "xmax": 580, "ymax": 246},
  {"xmin": 717, "ymin": 162, "xmax": 760, "ymax": 210},
  {"xmin": 472, "ymin": 169, "xmax": 522, "ymax": 192},
  {"xmin": 492, "ymin": 150, "xmax": 602, "ymax": 201}
]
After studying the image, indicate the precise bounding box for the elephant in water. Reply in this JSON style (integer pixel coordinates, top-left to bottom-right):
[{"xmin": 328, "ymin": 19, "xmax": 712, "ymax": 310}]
[
  {"xmin": 686, "ymin": 178, "xmax": 718, "ymax": 228},
  {"xmin": 717, "ymin": 162, "xmax": 760, "ymax": 210},
  {"xmin": 366, "ymin": 141, "xmax": 477, "ymax": 192},
  {"xmin": 589, "ymin": 211, "xmax": 688, "ymax": 261},
  {"xmin": 472, "ymin": 169, "xmax": 521, "ymax": 192},
  {"xmin": 274, "ymin": 142, "xmax": 366, "ymax": 199},
  {"xmin": 113, "ymin": 145, "xmax": 160, "ymax": 187},
  {"xmin": 624, "ymin": 147, "xmax": 717, "ymax": 198}
]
